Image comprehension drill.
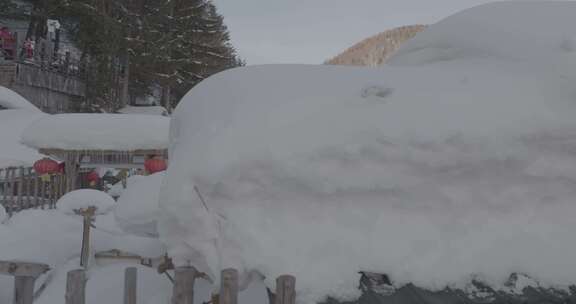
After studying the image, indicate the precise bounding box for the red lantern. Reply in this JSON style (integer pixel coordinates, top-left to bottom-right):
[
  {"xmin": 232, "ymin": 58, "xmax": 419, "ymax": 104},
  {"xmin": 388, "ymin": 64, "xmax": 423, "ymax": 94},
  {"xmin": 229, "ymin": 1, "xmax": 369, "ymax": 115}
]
[
  {"xmin": 86, "ymin": 171, "xmax": 100, "ymax": 183},
  {"xmin": 145, "ymin": 158, "xmax": 167, "ymax": 174},
  {"xmin": 33, "ymin": 158, "xmax": 59, "ymax": 175}
]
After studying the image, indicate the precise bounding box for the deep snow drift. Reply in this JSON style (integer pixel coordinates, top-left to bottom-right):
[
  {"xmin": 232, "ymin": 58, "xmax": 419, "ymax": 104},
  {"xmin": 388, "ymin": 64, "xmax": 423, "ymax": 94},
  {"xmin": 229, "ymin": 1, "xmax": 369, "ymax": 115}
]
[
  {"xmin": 159, "ymin": 1, "xmax": 576, "ymax": 303},
  {"xmin": 115, "ymin": 172, "xmax": 165, "ymax": 237}
]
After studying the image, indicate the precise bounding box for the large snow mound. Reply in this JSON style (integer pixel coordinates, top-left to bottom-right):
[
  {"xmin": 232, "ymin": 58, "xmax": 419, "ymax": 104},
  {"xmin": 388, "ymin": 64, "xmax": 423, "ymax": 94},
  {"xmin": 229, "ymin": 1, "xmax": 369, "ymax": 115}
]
[
  {"xmin": 159, "ymin": 1, "xmax": 576, "ymax": 303},
  {"xmin": 115, "ymin": 172, "xmax": 165, "ymax": 237},
  {"xmin": 0, "ymin": 86, "xmax": 41, "ymax": 112},
  {"xmin": 21, "ymin": 114, "xmax": 170, "ymax": 151},
  {"xmin": 0, "ymin": 109, "xmax": 45, "ymax": 168}
]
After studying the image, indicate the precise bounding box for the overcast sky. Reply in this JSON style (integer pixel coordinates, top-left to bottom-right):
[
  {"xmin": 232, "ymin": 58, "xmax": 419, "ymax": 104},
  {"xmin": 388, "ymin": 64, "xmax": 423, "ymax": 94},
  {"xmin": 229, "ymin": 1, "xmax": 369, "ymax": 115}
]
[{"xmin": 212, "ymin": 0, "xmax": 545, "ymax": 65}]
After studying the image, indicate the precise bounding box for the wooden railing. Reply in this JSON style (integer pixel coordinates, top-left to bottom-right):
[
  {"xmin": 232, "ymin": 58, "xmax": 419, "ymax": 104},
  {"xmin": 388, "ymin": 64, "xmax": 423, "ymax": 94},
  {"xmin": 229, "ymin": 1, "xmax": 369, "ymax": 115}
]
[
  {"xmin": 63, "ymin": 267, "xmax": 295, "ymax": 304},
  {"xmin": 0, "ymin": 167, "xmax": 66, "ymax": 217}
]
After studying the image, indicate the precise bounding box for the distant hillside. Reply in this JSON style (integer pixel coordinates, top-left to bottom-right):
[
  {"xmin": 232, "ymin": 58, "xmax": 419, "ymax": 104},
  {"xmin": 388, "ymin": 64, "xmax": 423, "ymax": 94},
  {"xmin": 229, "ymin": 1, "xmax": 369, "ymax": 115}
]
[{"xmin": 326, "ymin": 25, "xmax": 427, "ymax": 66}]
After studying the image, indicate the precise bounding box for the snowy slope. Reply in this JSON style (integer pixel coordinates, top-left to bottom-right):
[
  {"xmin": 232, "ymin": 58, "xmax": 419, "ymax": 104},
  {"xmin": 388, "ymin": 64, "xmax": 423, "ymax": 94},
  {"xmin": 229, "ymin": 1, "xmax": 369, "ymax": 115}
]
[
  {"xmin": 326, "ymin": 25, "xmax": 427, "ymax": 67},
  {"xmin": 159, "ymin": 1, "xmax": 576, "ymax": 303}
]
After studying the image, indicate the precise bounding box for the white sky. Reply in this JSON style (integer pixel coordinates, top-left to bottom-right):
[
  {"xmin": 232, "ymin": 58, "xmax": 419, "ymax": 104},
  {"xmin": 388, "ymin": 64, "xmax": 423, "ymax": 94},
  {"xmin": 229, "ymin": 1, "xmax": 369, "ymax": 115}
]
[{"xmin": 212, "ymin": 0, "xmax": 554, "ymax": 65}]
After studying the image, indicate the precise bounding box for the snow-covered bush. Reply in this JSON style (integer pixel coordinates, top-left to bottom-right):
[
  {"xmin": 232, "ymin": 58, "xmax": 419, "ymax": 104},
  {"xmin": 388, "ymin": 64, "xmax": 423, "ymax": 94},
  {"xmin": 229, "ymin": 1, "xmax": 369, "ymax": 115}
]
[
  {"xmin": 57, "ymin": 189, "xmax": 115, "ymax": 215},
  {"xmin": 115, "ymin": 172, "xmax": 165, "ymax": 237}
]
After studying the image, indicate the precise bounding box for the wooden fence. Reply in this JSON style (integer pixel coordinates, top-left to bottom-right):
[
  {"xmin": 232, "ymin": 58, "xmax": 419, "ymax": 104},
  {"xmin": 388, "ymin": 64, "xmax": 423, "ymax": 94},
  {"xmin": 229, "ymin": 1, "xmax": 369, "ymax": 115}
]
[{"xmin": 0, "ymin": 167, "xmax": 66, "ymax": 217}]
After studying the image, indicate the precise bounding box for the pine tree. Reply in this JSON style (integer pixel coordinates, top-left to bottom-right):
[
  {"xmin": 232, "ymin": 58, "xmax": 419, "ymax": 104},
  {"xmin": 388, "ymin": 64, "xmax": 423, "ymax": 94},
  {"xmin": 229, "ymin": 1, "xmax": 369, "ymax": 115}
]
[
  {"xmin": 128, "ymin": 0, "xmax": 242, "ymax": 109},
  {"xmin": 0, "ymin": 0, "xmax": 31, "ymax": 20}
]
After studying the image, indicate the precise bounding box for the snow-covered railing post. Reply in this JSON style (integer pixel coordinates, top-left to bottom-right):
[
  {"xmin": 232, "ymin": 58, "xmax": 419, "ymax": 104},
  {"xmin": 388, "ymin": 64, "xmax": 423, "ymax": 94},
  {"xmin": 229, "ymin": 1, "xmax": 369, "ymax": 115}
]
[
  {"xmin": 76, "ymin": 206, "xmax": 96, "ymax": 268},
  {"xmin": 172, "ymin": 266, "xmax": 197, "ymax": 304},
  {"xmin": 0, "ymin": 260, "xmax": 50, "ymax": 304},
  {"xmin": 219, "ymin": 268, "xmax": 239, "ymax": 304},
  {"xmin": 275, "ymin": 275, "xmax": 296, "ymax": 304},
  {"xmin": 66, "ymin": 269, "xmax": 86, "ymax": 304}
]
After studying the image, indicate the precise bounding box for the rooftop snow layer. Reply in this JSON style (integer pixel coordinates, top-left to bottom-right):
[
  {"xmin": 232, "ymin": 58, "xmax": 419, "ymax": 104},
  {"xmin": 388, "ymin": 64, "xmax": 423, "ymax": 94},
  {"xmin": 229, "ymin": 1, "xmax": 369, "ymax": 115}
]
[
  {"xmin": 159, "ymin": 1, "xmax": 576, "ymax": 303},
  {"xmin": 21, "ymin": 114, "xmax": 170, "ymax": 151}
]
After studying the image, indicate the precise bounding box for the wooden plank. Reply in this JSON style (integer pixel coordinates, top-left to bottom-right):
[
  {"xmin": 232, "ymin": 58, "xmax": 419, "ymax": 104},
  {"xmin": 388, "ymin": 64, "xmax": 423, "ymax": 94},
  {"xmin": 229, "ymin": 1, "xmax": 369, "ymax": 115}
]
[
  {"xmin": 9, "ymin": 168, "xmax": 17, "ymax": 216},
  {"xmin": 219, "ymin": 269, "xmax": 239, "ymax": 304},
  {"xmin": 65, "ymin": 269, "xmax": 86, "ymax": 304},
  {"xmin": 39, "ymin": 177, "xmax": 45, "ymax": 210},
  {"xmin": 32, "ymin": 172, "xmax": 40, "ymax": 208},
  {"xmin": 0, "ymin": 261, "xmax": 50, "ymax": 277},
  {"xmin": 2, "ymin": 168, "xmax": 10, "ymax": 216},
  {"xmin": 26, "ymin": 168, "xmax": 33, "ymax": 209},
  {"xmin": 17, "ymin": 167, "xmax": 24, "ymax": 212},
  {"xmin": 172, "ymin": 266, "xmax": 197, "ymax": 304},
  {"xmin": 274, "ymin": 275, "xmax": 296, "ymax": 304},
  {"xmin": 124, "ymin": 267, "xmax": 137, "ymax": 304},
  {"xmin": 13, "ymin": 276, "xmax": 36, "ymax": 304},
  {"xmin": 0, "ymin": 168, "xmax": 4, "ymax": 211},
  {"xmin": 65, "ymin": 152, "xmax": 79, "ymax": 193},
  {"xmin": 49, "ymin": 175, "xmax": 56, "ymax": 209}
]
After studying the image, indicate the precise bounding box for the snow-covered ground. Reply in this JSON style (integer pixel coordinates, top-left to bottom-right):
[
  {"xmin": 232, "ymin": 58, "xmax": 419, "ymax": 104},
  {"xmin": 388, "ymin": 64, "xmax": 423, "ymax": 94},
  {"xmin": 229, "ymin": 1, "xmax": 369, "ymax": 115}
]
[
  {"xmin": 0, "ymin": 87, "xmax": 45, "ymax": 168},
  {"xmin": 158, "ymin": 1, "xmax": 576, "ymax": 303}
]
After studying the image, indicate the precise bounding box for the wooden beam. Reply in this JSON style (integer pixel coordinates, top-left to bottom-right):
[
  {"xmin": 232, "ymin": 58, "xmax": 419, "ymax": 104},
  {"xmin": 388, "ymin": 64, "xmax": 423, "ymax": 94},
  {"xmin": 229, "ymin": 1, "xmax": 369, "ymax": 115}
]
[{"xmin": 0, "ymin": 261, "xmax": 49, "ymax": 277}]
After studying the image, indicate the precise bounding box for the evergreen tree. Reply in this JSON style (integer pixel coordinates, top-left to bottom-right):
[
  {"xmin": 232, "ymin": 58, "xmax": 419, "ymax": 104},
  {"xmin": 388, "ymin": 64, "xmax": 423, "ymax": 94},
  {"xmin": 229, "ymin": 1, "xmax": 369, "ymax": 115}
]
[
  {"xmin": 4, "ymin": 0, "xmax": 242, "ymax": 112},
  {"xmin": 128, "ymin": 0, "xmax": 242, "ymax": 109},
  {"xmin": 0, "ymin": 0, "xmax": 31, "ymax": 20}
]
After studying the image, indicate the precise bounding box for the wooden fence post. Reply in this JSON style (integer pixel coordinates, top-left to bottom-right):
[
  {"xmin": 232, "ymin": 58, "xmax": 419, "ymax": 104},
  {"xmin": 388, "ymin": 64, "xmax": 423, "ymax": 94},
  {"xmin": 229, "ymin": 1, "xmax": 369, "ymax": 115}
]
[
  {"xmin": 65, "ymin": 269, "xmax": 86, "ymax": 304},
  {"xmin": 172, "ymin": 266, "xmax": 197, "ymax": 304},
  {"xmin": 14, "ymin": 276, "xmax": 35, "ymax": 304},
  {"xmin": 79, "ymin": 207, "xmax": 96, "ymax": 268},
  {"xmin": 17, "ymin": 167, "xmax": 24, "ymax": 212},
  {"xmin": 219, "ymin": 269, "xmax": 239, "ymax": 304},
  {"xmin": 274, "ymin": 275, "xmax": 296, "ymax": 304},
  {"xmin": 0, "ymin": 261, "xmax": 49, "ymax": 304},
  {"xmin": 10, "ymin": 168, "xmax": 17, "ymax": 215},
  {"xmin": 124, "ymin": 267, "xmax": 137, "ymax": 304}
]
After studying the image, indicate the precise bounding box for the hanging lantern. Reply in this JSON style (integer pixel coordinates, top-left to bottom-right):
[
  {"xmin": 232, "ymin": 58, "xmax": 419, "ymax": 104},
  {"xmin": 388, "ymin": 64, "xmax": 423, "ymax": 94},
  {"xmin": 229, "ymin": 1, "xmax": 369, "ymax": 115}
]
[
  {"xmin": 86, "ymin": 171, "xmax": 100, "ymax": 187},
  {"xmin": 33, "ymin": 158, "xmax": 59, "ymax": 175},
  {"xmin": 34, "ymin": 158, "xmax": 60, "ymax": 182},
  {"xmin": 144, "ymin": 158, "xmax": 167, "ymax": 174}
]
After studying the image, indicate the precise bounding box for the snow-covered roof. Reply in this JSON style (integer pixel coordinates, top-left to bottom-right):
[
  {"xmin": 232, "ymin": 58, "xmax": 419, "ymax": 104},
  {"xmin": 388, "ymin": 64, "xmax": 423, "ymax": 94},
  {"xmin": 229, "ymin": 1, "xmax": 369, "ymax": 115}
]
[
  {"xmin": 21, "ymin": 114, "xmax": 170, "ymax": 151},
  {"xmin": 159, "ymin": 2, "xmax": 576, "ymax": 302},
  {"xmin": 0, "ymin": 109, "xmax": 45, "ymax": 168},
  {"xmin": 0, "ymin": 86, "xmax": 41, "ymax": 112},
  {"xmin": 117, "ymin": 106, "xmax": 168, "ymax": 116}
]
